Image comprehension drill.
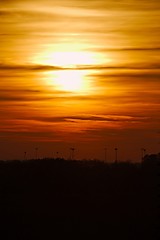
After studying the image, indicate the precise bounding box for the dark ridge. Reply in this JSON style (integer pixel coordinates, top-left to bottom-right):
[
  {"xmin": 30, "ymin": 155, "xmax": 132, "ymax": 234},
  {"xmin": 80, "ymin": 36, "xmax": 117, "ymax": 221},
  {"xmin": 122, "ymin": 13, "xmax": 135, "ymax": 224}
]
[{"xmin": 0, "ymin": 154, "xmax": 159, "ymax": 239}]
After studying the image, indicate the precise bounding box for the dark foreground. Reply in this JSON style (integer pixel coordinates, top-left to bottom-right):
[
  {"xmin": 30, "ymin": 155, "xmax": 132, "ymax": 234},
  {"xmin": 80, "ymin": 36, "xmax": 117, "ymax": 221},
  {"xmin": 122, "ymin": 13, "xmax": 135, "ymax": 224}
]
[{"xmin": 0, "ymin": 155, "xmax": 159, "ymax": 239}]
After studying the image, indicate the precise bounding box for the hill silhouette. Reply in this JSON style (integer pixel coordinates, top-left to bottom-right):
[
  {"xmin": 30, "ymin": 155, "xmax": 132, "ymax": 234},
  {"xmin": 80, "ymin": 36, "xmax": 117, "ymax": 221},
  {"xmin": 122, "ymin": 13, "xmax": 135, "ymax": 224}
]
[{"xmin": 0, "ymin": 154, "xmax": 159, "ymax": 239}]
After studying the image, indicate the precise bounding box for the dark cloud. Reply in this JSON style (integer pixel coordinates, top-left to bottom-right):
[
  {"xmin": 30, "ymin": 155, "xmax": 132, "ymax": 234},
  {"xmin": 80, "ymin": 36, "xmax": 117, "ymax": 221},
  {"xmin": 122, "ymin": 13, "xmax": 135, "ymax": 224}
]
[
  {"xmin": 0, "ymin": 62, "xmax": 160, "ymax": 72},
  {"xmin": 85, "ymin": 63, "xmax": 160, "ymax": 70},
  {"xmin": 0, "ymin": 63, "xmax": 62, "ymax": 71},
  {"xmin": 0, "ymin": 94, "xmax": 64, "ymax": 102},
  {"xmin": 93, "ymin": 47, "xmax": 160, "ymax": 52},
  {"xmin": 0, "ymin": 8, "xmax": 60, "ymax": 23},
  {"xmin": 17, "ymin": 114, "xmax": 148, "ymax": 124},
  {"xmin": 0, "ymin": 88, "xmax": 91, "ymax": 102},
  {"xmin": 0, "ymin": 95, "xmax": 38, "ymax": 102},
  {"xmin": 0, "ymin": 89, "xmax": 41, "ymax": 93},
  {"xmin": 0, "ymin": 89, "xmax": 46, "ymax": 102},
  {"xmin": 90, "ymin": 71, "xmax": 160, "ymax": 82}
]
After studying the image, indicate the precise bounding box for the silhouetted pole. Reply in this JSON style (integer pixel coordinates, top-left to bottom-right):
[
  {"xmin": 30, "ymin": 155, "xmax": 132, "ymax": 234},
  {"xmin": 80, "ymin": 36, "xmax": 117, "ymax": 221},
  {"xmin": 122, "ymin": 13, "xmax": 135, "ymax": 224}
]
[
  {"xmin": 104, "ymin": 148, "xmax": 107, "ymax": 162},
  {"xmin": 35, "ymin": 148, "xmax": 38, "ymax": 159},
  {"xmin": 72, "ymin": 148, "xmax": 75, "ymax": 160},
  {"xmin": 141, "ymin": 148, "xmax": 143, "ymax": 161},
  {"xmin": 141, "ymin": 148, "xmax": 146, "ymax": 161},
  {"xmin": 70, "ymin": 148, "xmax": 75, "ymax": 160},
  {"xmin": 115, "ymin": 148, "xmax": 118, "ymax": 163},
  {"xmin": 70, "ymin": 148, "xmax": 72, "ymax": 160},
  {"xmin": 56, "ymin": 151, "xmax": 59, "ymax": 159},
  {"xmin": 24, "ymin": 151, "xmax": 27, "ymax": 160}
]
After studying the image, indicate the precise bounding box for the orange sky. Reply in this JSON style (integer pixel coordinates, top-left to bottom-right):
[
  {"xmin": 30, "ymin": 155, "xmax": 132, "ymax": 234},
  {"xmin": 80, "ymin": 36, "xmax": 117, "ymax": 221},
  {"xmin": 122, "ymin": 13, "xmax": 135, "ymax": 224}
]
[{"xmin": 0, "ymin": 0, "xmax": 160, "ymax": 161}]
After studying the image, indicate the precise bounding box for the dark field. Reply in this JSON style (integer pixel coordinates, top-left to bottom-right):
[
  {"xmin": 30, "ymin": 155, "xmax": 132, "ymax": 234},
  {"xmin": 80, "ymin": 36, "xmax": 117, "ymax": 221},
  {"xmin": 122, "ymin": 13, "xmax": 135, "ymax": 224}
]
[{"xmin": 0, "ymin": 155, "xmax": 159, "ymax": 239}]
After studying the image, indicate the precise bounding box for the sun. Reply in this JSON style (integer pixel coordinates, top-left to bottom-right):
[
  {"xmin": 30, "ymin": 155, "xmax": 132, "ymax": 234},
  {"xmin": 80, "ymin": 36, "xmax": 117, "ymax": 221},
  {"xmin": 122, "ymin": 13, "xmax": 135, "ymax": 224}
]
[
  {"xmin": 38, "ymin": 50, "xmax": 96, "ymax": 93},
  {"xmin": 46, "ymin": 69, "xmax": 91, "ymax": 93},
  {"xmin": 39, "ymin": 51, "xmax": 97, "ymax": 68},
  {"xmin": 52, "ymin": 51, "xmax": 96, "ymax": 67},
  {"xmin": 54, "ymin": 70, "xmax": 86, "ymax": 92},
  {"xmin": 34, "ymin": 49, "xmax": 107, "ymax": 93}
]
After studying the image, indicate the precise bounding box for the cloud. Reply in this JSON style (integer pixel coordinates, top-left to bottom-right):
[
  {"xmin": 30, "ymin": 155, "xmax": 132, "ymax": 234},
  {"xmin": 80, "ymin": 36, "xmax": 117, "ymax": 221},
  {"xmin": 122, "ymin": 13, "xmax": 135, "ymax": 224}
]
[
  {"xmin": 85, "ymin": 63, "xmax": 160, "ymax": 70},
  {"xmin": 0, "ymin": 8, "xmax": 60, "ymax": 23},
  {"xmin": 17, "ymin": 114, "xmax": 148, "ymax": 124},
  {"xmin": 0, "ymin": 88, "xmax": 45, "ymax": 102},
  {"xmin": 0, "ymin": 88, "xmax": 96, "ymax": 103},
  {"xmin": 93, "ymin": 47, "xmax": 160, "ymax": 52},
  {"xmin": 0, "ymin": 95, "xmax": 39, "ymax": 102},
  {"xmin": 90, "ymin": 71, "xmax": 160, "ymax": 82},
  {"xmin": 0, "ymin": 63, "xmax": 62, "ymax": 71},
  {"xmin": 0, "ymin": 62, "xmax": 160, "ymax": 73},
  {"xmin": 0, "ymin": 89, "xmax": 41, "ymax": 93}
]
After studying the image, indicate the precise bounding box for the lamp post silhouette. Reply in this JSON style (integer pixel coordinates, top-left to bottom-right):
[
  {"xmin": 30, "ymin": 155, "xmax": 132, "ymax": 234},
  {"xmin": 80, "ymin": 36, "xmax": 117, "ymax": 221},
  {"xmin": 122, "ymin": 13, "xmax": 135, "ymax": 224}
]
[
  {"xmin": 24, "ymin": 151, "xmax": 27, "ymax": 160},
  {"xmin": 35, "ymin": 148, "xmax": 38, "ymax": 159},
  {"xmin": 115, "ymin": 148, "xmax": 118, "ymax": 163},
  {"xmin": 70, "ymin": 148, "xmax": 75, "ymax": 160},
  {"xmin": 144, "ymin": 148, "xmax": 146, "ymax": 156},
  {"xmin": 104, "ymin": 147, "xmax": 107, "ymax": 162},
  {"xmin": 141, "ymin": 148, "xmax": 146, "ymax": 161}
]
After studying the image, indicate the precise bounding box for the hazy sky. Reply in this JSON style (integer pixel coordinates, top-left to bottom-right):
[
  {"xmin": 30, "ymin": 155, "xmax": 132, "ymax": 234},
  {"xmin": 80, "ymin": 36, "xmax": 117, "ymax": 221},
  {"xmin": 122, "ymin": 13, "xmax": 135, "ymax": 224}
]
[{"xmin": 0, "ymin": 0, "xmax": 160, "ymax": 161}]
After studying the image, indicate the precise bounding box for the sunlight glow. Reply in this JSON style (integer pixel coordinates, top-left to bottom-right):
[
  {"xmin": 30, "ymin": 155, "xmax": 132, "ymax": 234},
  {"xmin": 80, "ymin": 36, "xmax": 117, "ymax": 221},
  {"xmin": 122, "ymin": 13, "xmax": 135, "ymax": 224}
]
[
  {"xmin": 39, "ymin": 51, "xmax": 97, "ymax": 67},
  {"xmin": 45, "ymin": 69, "xmax": 91, "ymax": 93},
  {"xmin": 54, "ymin": 70, "xmax": 85, "ymax": 91},
  {"xmin": 34, "ymin": 48, "xmax": 110, "ymax": 93}
]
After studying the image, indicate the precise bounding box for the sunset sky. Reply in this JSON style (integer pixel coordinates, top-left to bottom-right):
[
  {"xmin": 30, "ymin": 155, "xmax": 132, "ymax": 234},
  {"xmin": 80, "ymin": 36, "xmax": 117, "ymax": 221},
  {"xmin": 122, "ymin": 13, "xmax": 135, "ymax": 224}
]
[{"xmin": 0, "ymin": 0, "xmax": 160, "ymax": 161}]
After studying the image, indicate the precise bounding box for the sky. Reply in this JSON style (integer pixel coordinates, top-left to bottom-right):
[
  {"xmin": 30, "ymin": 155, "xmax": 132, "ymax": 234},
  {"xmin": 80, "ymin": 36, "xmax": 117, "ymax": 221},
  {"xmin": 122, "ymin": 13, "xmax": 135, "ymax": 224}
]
[{"xmin": 0, "ymin": 0, "xmax": 160, "ymax": 161}]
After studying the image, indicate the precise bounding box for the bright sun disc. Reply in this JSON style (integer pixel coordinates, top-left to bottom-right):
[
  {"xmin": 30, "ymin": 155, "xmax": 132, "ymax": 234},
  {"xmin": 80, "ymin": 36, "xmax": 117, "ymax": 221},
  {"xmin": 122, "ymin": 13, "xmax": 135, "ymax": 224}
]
[
  {"xmin": 36, "ymin": 51, "xmax": 97, "ymax": 67},
  {"xmin": 45, "ymin": 69, "xmax": 91, "ymax": 94},
  {"xmin": 52, "ymin": 51, "xmax": 95, "ymax": 67},
  {"xmin": 36, "ymin": 50, "xmax": 104, "ymax": 93},
  {"xmin": 55, "ymin": 70, "xmax": 84, "ymax": 91}
]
